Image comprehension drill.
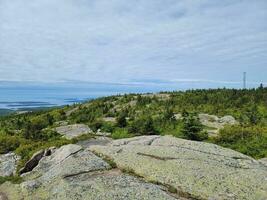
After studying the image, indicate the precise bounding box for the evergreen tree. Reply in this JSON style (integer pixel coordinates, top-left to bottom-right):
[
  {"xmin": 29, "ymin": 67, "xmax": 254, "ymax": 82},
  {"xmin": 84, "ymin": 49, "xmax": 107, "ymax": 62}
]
[
  {"xmin": 182, "ymin": 113, "xmax": 207, "ymax": 141},
  {"xmin": 116, "ymin": 112, "xmax": 127, "ymax": 128}
]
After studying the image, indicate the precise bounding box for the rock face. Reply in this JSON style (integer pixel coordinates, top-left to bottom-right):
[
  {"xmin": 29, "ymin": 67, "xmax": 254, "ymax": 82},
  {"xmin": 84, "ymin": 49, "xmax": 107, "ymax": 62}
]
[
  {"xmin": 90, "ymin": 136, "xmax": 267, "ymax": 200},
  {"xmin": 1, "ymin": 136, "xmax": 266, "ymax": 200},
  {"xmin": 0, "ymin": 152, "xmax": 20, "ymax": 177},
  {"xmin": 19, "ymin": 147, "xmax": 56, "ymax": 175},
  {"xmin": 0, "ymin": 144, "xmax": 177, "ymax": 200},
  {"xmin": 55, "ymin": 124, "xmax": 92, "ymax": 139}
]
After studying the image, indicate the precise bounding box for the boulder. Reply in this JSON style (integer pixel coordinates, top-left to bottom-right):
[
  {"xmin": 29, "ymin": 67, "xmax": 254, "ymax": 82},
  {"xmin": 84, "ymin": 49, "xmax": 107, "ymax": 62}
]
[
  {"xmin": 55, "ymin": 124, "xmax": 92, "ymax": 139},
  {"xmin": 198, "ymin": 113, "xmax": 238, "ymax": 129},
  {"xmin": 90, "ymin": 135, "xmax": 267, "ymax": 200},
  {"xmin": 0, "ymin": 152, "xmax": 20, "ymax": 177},
  {"xmin": 219, "ymin": 115, "xmax": 237, "ymax": 125}
]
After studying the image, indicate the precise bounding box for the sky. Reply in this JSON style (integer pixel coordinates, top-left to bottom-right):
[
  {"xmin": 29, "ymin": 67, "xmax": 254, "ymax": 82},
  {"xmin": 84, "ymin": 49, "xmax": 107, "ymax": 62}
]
[{"xmin": 0, "ymin": 0, "xmax": 267, "ymax": 88}]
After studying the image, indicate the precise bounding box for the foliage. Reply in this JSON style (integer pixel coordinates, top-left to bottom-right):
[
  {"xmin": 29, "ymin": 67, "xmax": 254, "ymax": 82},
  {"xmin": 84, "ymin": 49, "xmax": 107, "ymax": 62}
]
[
  {"xmin": 116, "ymin": 112, "xmax": 127, "ymax": 128},
  {"xmin": 128, "ymin": 115, "xmax": 158, "ymax": 135},
  {"xmin": 0, "ymin": 175, "xmax": 22, "ymax": 185},
  {"xmin": 111, "ymin": 128, "xmax": 133, "ymax": 139},
  {"xmin": 181, "ymin": 113, "xmax": 207, "ymax": 141},
  {"xmin": 213, "ymin": 125, "xmax": 267, "ymax": 159}
]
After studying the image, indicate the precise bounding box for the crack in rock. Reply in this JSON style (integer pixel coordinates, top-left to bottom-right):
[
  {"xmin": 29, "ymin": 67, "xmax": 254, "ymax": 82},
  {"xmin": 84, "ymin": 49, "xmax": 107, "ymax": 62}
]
[
  {"xmin": 136, "ymin": 152, "xmax": 254, "ymax": 170},
  {"xmin": 137, "ymin": 152, "xmax": 181, "ymax": 161},
  {"xmin": 63, "ymin": 169, "xmax": 121, "ymax": 179}
]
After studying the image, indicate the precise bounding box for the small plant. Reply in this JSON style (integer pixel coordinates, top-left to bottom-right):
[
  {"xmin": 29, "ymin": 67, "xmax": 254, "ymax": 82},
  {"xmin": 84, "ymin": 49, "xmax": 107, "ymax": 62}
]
[{"xmin": 111, "ymin": 128, "xmax": 133, "ymax": 139}]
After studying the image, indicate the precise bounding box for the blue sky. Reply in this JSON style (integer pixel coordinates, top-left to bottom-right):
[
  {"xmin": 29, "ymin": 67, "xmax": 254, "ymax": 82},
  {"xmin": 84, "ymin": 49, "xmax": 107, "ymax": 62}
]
[{"xmin": 0, "ymin": 0, "xmax": 266, "ymax": 88}]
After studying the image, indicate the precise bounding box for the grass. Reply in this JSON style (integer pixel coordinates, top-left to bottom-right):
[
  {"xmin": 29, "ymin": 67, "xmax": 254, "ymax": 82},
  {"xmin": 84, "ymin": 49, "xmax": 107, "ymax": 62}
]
[{"xmin": 0, "ymin": 176, "xmax": 22, "ymax": 185}]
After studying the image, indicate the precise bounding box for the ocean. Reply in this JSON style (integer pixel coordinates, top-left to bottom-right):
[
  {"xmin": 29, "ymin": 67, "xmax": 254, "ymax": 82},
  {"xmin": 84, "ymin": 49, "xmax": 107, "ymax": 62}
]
[
  {"xmin": 0, "ymin": 81, "xmax": 163, "ymax": 110},
  {"xmin": 0, "ymin": 80, "xmax": 249, "ymax": 110}
]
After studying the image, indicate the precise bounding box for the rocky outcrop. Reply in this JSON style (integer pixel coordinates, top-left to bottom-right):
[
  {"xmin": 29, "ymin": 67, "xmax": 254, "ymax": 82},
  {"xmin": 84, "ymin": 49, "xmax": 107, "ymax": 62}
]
[
  {"xmin": 1, "ymin": 136, "xmax": 266, "ymax": 200},
  {"xmin": 0, "ymin": 152, "xmax": 20, "ymax": 177},
  {"xmin": 90, "ymin": 136, "xmax": 267, "ymax": 200},
  {"xmin": 19, "ymin": 147, "xmax": 56, "ymax": 175},
  {"xmin": 0, "ymin": 144, "xmax": 178, "ymax": 200},
  {"xmin": 55, "ymin": 124, "xmax": 92, "ymax": 139},
  {"xmin": 199, "ymin": 114, "xmax": 237, "ymax": 129}
]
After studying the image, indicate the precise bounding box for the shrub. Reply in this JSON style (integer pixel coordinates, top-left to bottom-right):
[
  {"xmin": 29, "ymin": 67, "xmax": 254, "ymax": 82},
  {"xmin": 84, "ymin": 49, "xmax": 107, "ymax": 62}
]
[
  {"xmin": 129, "ymin": 116, "xmax": 158, "ymax": 135},
  {"xmin": 0, "ymin": 135, "xmax": 24, "ymax": 154},
  {"xmin": 116, "ymin": 112, "xmax": 127, "ymax": 128},
  {"xmin": 214, "ymin": 125, "xmax": 267, "ymax": 159},
  {"xmin": 111, "ymin": 128, "xmax": 133, "ymax": 139}
]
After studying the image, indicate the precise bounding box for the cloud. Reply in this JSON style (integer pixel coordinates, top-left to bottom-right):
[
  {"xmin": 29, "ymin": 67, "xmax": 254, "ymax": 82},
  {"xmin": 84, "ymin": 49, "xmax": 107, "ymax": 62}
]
[{"xmin": 0, "ymin": 0, "xmax": 266, "ymax": 87}]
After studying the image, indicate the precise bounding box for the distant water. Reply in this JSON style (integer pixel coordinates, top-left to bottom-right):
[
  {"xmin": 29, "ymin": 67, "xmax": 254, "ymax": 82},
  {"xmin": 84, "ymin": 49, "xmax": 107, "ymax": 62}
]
[
  {"xmin": 0, "ymin": 89, "xmax": 107, "ymax": 110},
  {"xmin": 0, "ymin": 81, "xmax": 163, "ymax": 110},
  {"xmin": 0, "ymin": 80, "xmax": 249, "ymax": 110}
]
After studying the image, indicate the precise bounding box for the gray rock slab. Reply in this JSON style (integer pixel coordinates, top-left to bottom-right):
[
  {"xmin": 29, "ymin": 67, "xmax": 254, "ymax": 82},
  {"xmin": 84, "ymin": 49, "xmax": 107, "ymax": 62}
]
[
  {"xmin": 90, "ymin": 135, "xmax": 267, "ymax": 200},
  {"xmin": 0, "ymin": 152, "xmax": 20, "ymax": 177}
]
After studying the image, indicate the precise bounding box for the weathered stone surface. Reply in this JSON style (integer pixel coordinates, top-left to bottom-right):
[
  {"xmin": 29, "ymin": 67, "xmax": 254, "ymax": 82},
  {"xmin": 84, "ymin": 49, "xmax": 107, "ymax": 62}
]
[
  {"xmin": 21, "ymin": 144, "xmax": 109, "ymax": 183},
  {"xmin": 90, "ymin": 135, "xmax": 267, "ymax": 200},
  {"xmin": 199, "ymin": 113, "xmax": 238, "ymax": 129},
  {"xmin": 0, "ymin": 152, "xmax": 20, "ymax": 177},
  {"xmin": 259, "ymin": 158, "xmax": 267, "ymax": 167},
  {"xmin": 19, "ymin": 149, "xmax": 45, "ymax": 175},
  {"xmin": 19, "ymin": 147, "xmax": 56, "ymax": 175},
  {"xmin": 77, "ymin": 137, "xmax": 112, "ymax": 148},
  {"xmin": 55, "ymin": 124, "xmax": 92, "ymax": 139},
  {"xmin": 0, "ymin": 169, "xmax": 179, "ymax": 200},
  {"xmin": 0, "ymin": 144, "xmax": 178, "ymax": 200}
]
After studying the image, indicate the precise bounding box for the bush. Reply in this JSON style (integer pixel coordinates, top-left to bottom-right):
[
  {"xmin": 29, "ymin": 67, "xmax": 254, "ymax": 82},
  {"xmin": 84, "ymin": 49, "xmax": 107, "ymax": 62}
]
[
  {"xmin": 111, "ymin": 128, "xmax": 133, "ymax": 139},
  {"xmin": 129, "ymin": 116, "xmax": 158, "ymax": 135},
  {"xmin": 214, "ymin": 125, "xmax": 267, "ymax": 159},
  {"xmin": 0, "ymin": 135, "xmax": 25, "ymax": 154},
  {"xmin": 101, "ymin": 122, "xmax": 115, "ymax": 133},
  {"xmin": 116, "ymin": 112, "xmax": 127, "ymax": 128}
]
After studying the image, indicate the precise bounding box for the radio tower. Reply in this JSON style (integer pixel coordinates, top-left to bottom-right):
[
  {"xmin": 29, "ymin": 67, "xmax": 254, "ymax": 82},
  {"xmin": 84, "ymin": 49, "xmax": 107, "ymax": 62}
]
[{"xmin": 243, "ymin": 72, "xmax": 247, "ymax": 89}]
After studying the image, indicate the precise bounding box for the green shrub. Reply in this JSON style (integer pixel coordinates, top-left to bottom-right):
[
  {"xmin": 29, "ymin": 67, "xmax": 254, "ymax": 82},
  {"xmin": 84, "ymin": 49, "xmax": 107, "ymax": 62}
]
[
  {"xmin": 214, "ymin": 125, "xmax": 267, "ymax": 159},
  {"xmin": 111, "ymin": 128, "xmax": 133, "ymax": 139},
  {"xmin": 129, "ymin": 116, "xmax": 158, "ymax": 135},
  {"xmin": 0, "ymin": 135, "xmax": 25, "ymax": 154},
  {"xmin": 116, "ymin": 112, "xmax": 127, "ymax": 128}
]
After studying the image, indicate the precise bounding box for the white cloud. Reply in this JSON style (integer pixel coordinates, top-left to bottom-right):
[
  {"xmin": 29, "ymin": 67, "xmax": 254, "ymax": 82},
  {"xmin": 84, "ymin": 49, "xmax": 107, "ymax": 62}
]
[{"xmin": 0, "ymin": 0, "xmax": 266, "ymax": 85}]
